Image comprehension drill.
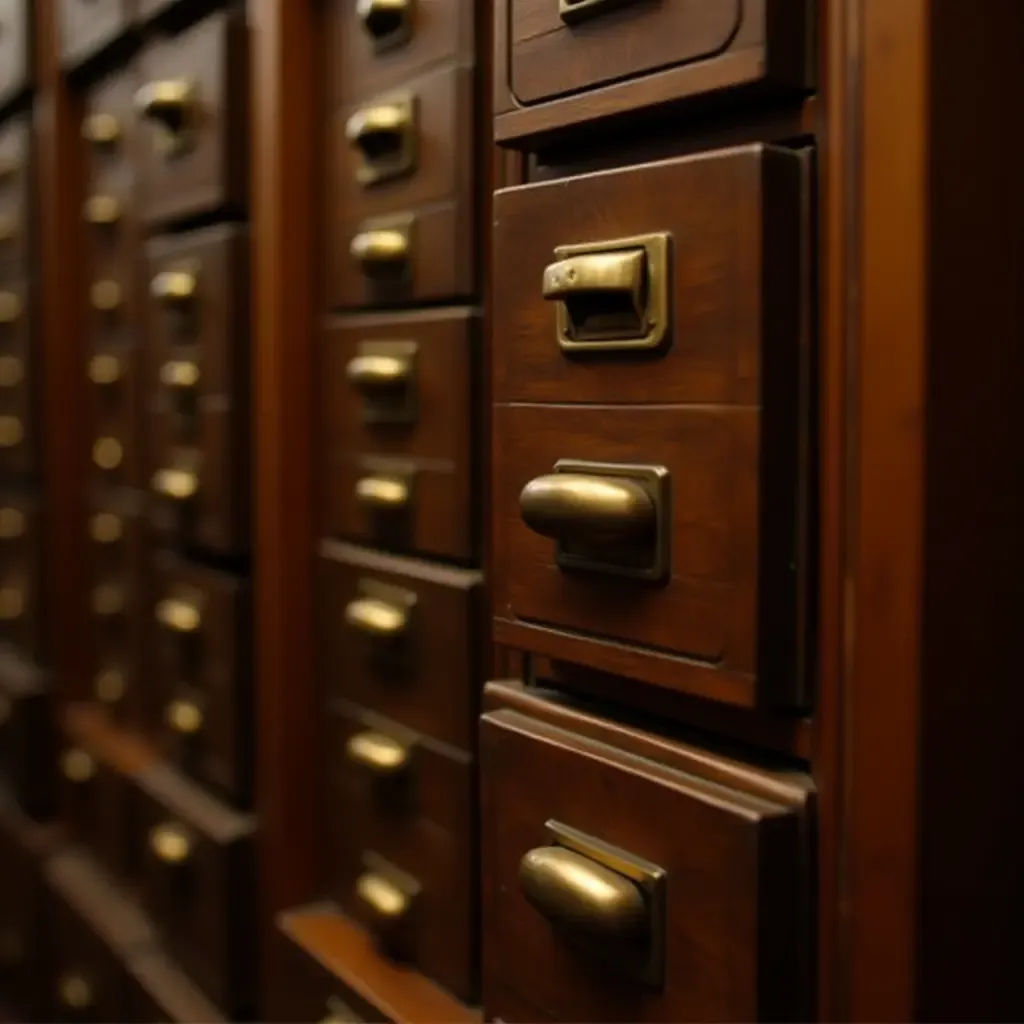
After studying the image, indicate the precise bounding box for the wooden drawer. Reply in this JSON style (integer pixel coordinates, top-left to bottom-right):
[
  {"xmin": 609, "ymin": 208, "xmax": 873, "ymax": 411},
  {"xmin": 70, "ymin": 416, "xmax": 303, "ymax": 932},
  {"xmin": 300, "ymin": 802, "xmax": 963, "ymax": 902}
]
[
  {"xmin": 0, "ymin": 281, "xmax": 33, "ymax": 477},
  {"xmin": 125, "ymin": 950, "xmax": 226, "ymax": 1023},
  {"xmin": 480, "ymin": 683, "xmax": 812, "ymax": 1022},
  {"xmin": 136, "ymin": 9, "xmax": 249, "ymax": 224},
  {"xmin": 146, "ymin": 225, "xmax": 249, "ymax": 556},
  {"xmin": 322, "ymin": 308, "xmax": 477, "ymax": 563},
  {"xmin": 137, "ymin": 765, "xmax": 257, "ymax": 1015},
  {"xmin": 320, "ymin": 542, "xmax": 481, "ymax": 751},
  {"xmin": 151, "ymin": 553, "xmax": 251, "ymax": 806},
  {"xmin": 0, "ymin": 1, "xmax": 30, "ymax": 109},
  {"xmin": 493, "ymin": 146, "xmax": 805, "ymax": 405},
  {"xmin": 0, "ymin": 653, "xmax": 54, "ymax": 819},
  {"xmin": 0, "ymin": 484, "xmax": 40, "ymax": 660},
  {"xmin": 330, "ymin": 705, "xmax": 475, "ymax": 1002},
  {"xmin": 329, "ymin": 0, "xmax": 476, "ymax": 103},
  {"xmin": 506, "ymin": 0, "xmax": 811, "ymax": 110},
  {"xmin": 0, "ymin": 116, "xmax": 30, "ymax": 280},
  {"xmin": 60, "ymin": 0, "xmax": 135, "ymax": 68}
]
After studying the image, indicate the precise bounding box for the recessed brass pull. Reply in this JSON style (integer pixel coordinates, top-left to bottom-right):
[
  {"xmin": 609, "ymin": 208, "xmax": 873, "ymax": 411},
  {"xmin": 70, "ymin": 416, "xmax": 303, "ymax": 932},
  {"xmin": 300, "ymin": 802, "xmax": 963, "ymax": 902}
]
[
  {"xmin": 92, "ymin": 436, "xmax": 124, "ymax": 470},
  {"xmin": 345, "ymin": 596, "xmax": 408, "ymax": 639},
  {"xmin": 167, "ymin": 699, "xmax": 203, "ymax": 735},
  {"xmin": 355, "ymin": 872, "xmax": 409, "ymax": 921},
  {"xmin": 152, "ymin": 467, "xmax": 199, "ymax": 500},
  {"xmin": 357, "ymin": 0, "xmax": 413, "ymax": 48},
  {"xmin": 135, "ymin": 80, "xmax": 196, "ymax": 155},
  {"xmin": 95, "ymin": 668, "xmax": 126, "ymax": 705},
  {"xmin": 0, "ymin": 507, "xmax": 24, "ymax": 538},
  {"xmin": 60, "ymin": 748, "xmax": 96, "ymax": 783},
  {"xmin": 156, "ymin": 598, "xmax": 201, "ymax": 633},
  {"xmin": 0, "ymin": 291, "xmax": 21, "ymax": 323},
  {"xmin": 0, "ymin": 416, "xmax": 22, "ymax": 448},
  {"xmin": 151, "ymin": 269, "xmax": 198, "ymax": 303},
  {"xmin": 150, "ymin": 823, "xmax": 192, "ymax": 865},
  {"xmin": 89, "ymin": 512, "xmax": 123, "ymax": 543},
  {"xmin": 559, "ymin": 0, "xmax": 642, "ymax": 23},
  {"xmin": 519, "ymin": 846, "xmax": 647, "ymax": 940},
  {"xmin": 91, "ymin": 584, "xmax": 124, "ymax": 617},
  {"xmin": 57, "ymin": 972, "xmax": 94, "ymax": 1011},
  {"xmin": 346, "ymin": 93, "xmax": 417, "ymax": 186},
  {"xmin": 90, "ymin": 279, "xmax": 122, "ymax": 312},
  {"xmin": 88, "ymin": 354, "xmax": 122, "ymax": 385},
  {"xmin": 351, "ymin": 223, "xmax": 411, "ymax": 270},
  {"xmin": 355, "ymin": 474, "xmax": 409, "ymax": 510},
  {"xmin": 346, "ymin": 353, "xmax": 410, "ymax": 392},
  {"xmin": 84, "ymin": 194, "xmax": 121, "ymax": 225},
  {"xmin": 543, "ymin": 233, "xmax": 670, "ymax": 353},
  {"xmin": 159, "ymin": 360, "xmax": 201, "ymax": 388},
  {"xmin": 0, "ymin": 355, "xmax": 22, "ymax": 387},
  {"xmin": 520, "ymin": 473, "xmax": 655, "ymax": 546},
  {"xmin": 82, "ymin": 111, "xmax": 121, "ymax": 146},
  {"xmin": 0, "ymin": 588, "xmax": 23, "ymax": 621},
  {"xmin": 345, "ymin": 730, "xmax": 411, "ymax": 776}
]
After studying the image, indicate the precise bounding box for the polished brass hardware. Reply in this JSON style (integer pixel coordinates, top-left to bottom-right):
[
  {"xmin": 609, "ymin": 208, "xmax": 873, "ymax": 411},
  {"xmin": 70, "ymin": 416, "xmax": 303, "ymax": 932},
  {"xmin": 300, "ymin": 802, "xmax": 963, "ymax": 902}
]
[
  {"xmin": 559, "ymin": 0, "xmax": 642, "ymax": 23},
  {"xmin": 135, "ymin": 80, "xmax": 196, "ymax": 156},
  {"xmin": 520, "ymin": 460, "xmax": 671, "ymax": 582},
  {"xmin": 543, "ymin": 233, "xmax": 670, "ymax": 353},
  {"xmin": 89, "ymin": 512, "xmax": 123, "ymax": 544},
  {"xmin": 92, "ymin": 436, "xmax": 124, "ymax": 471},
  {"xmin": 150, "ymin": 823, "xmax": 193, "ymax": 865},
  {"xmin": 346, "ymin": 92, "xmax": 417, "ymax": 186},
  {"xmin": 351, "ymin": 215, "xmax": 413, "ymax": 273},
  {"xmin": 0, "ymin": 507, "xmax": 23, "ymax": 538},
  {"xmin": 159, "ymin": 360, "xmax": 200, "ymax": 388},
  {"xmin": 95, "ymin": 668, "xmax": 126, "ymax": 705},
  {"xmin": 345, "ymin": 730, "xmax": 411, "ymax": 776},
  {"xmin": 0, "ymin": 291, "xmax": 21, "ymax": 323},
  {"xmin": 151, "ymin": 268, "xmax": 198, "ymax": 303},
  {"xmin": 0, "ymin": 355, "xmax": 22, "ymax": 387},
  {"xmin": 355, "ymin": 852, "xmax": 420, "ymax": 952},
  {"xmin": 0, "ymin": 214, "xmax": 16, "ymax": 242},
  {"xmin": 347, "ymin": 341, "xmax": 418, "ymax": 424},
  {"xmin": 0, "ymin": 416, "xmax": 22, "ymax": 448},
  {"xmin": 58, "ymin": 973, "xmax": 94, "ymax": 1011},
  {"xmin": 0, "ymin": 588, "xmax": 23, "ymax": 621},
  {"xmin": 520, "ymin": 820, "xmax": 667, "ymax": 985},
  {"xmin": 91, "ymin": 584, "xmax": 124, "ymax": 618},
  {"xmin": 152, "ymin": 467, "xmax": 199, "ymax": 500},
  {"xmin": 90, "ymin": 279, "xmax": 122, "ymax": 312},
  {"xmin": 156, "ymin": 597, "xmax": 201, "ymax": 633},
  {"xmin": 88, "ymin": 354, "xmax": 122, "ymax": 385},
  {"xmin": 167, "ymin": 699, "xmax": 203, "ymax": 735},
  {"xmin": 61, "ymin": 748, "xmax": 96, "ymax": 784},
  {"xmin": 356, "ymin": 872, "xmax": 409, "ymax": 920},
  {"xmin": 355, "ymin": 473, "xmax": 410, "ymax": 511},
  {"xmin": 357, "ymin": 0, "xmax": 413, "ymax": 50},
  {"xmin": 345, "ymin": 596, "xmax": 408, "ymax": 639},
  {"xmin": 84, "ymin": 194, "xmax": 121, "ymax": 225},
  {"xmin": 82, "ymin": 111, "xmax": 121, "ymax": 146}
]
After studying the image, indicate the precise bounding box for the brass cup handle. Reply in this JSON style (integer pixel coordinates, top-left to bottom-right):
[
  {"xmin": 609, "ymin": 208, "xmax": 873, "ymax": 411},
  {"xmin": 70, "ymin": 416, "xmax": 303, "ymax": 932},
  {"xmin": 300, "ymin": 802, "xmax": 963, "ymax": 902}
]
[
  {"xmin": 155, "ymin": 598, "xmax": 201, "ymax": 633},
  {"xmin": 344, "ymin": 596, "xmax": 408, "ymax": 639},
  {"xmin": 167, "ymin": 699, "xmax": 203, "ymax": 735},
  {"xmin": 150, "ymin": 269, "xmax": 198, "ymax": 303},
  {"xmin": 355, "ymin": 872, "xmax": 409, "ymax": 921},
  {"xmin": 0, "ymin": 291, "xmax": 22, "ymax": 323},
  {"xmin": 60, "ymin": 748, "xmax": 96, "ymax": 784},
  {"xmin": 159, "ymin": 360, "xmax": 201, "ymax": 388},
  {"xmin": 345, "ymin": 730, "xmax": 410, "ymax": 776},
  {"xmin": 0, "ymin": 355, "xmax": 22, "ymax": 387},
  {"xmin": 346, "ymin": 353, "xmax": 411, "ymax": 392},
  {"xmin": 152, "ymin": 467, "xmax": 199, "ymax": 500},
  {"xmin": 84, "ymin": 194, "xmax": 121, "ymax": 225},
  {"xmin": 135, "ymin": 80, "xmax": 195, "ymax": 125},
  {"xmin": 150, "ymin": 823, "xmax": 192, "ymax": 865},
  {"xmin": 57, "ymin": 972, "xmax": 94, "ymax": 1012},
  {"xmin": 82, "ymin": 112, "xmax": 121, "ymax": 146},
  {"xmin": 88, "ymin": 354, "xmax": 122, "ymax": 385},
  {"xmin": 89, "ymin": 512, "xmax": 123, "ymax": 543},
  {"xmin": 519, "ymin": 845, "xmax": 648, "ymax": 941},
  {"xmin": 350, "ymin": 227, "xmax": 410, "ymax": 267},
  {"xmin": 542, "ymin": 249, "xmax": 645, "ymax": 319},
  {"xmin": 357, "ymin": 0, "xmax": 412, "ymax": 40},
  {"xmin": 90, "ymin": 279, "xmax": 122, "ymax": 312},
  {"xmin": 519, "ymin": 473, "xmax": 656, "ymax": 546},
  {"xmin": 559, "ymin": 0, "xmax": 642, "ymax": 24},
  {"xmin": 355, "ymin": 474, "xmax": 409, "ymax": 510},
  {"xmin": 346, "ymin": 102, "xmax": 413, "ymax": 148},
  {"xmin": 0, "ymin": 507, "xmax": 24, "ymax": 538}
]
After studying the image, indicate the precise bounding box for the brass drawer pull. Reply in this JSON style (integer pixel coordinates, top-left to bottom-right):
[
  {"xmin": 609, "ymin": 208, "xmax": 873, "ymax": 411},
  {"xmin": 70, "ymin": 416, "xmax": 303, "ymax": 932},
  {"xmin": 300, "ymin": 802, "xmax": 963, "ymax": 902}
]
[
  {"xmin": 90, "ymin": 279, "xmax": 122, "ymax": 312},
  {"xmin": 82, "ymin": 112, "xmax": 121, "ymax": 146},
  {"xmin": 167, "ymin": 699, "xmax": 203, "ymax": 735},
  {"xmin": 346, "ymin": 353, "xmax": 411, "ymax": 392},
  {"xmin": 559, "ymin": 0, "xmax": 642, "ymax": 23},
  {"xmin": 347, "ymin": 341, "xmax": 418, "ymax": 424},
  {"xmin": 156, "ymin": 598, "xmax": 201, "ymax": 633},
  {"xmin": 159, "ymin": 360, "xmax": 200, "ymax": 388},
  {"xmin": 88, "ymin": 353, "xmax": 122, "ymax": 385},
  {"xmin": 355, "ymin": 473, "xmax": 410, "ymax": 511},
  {"xmin": 84, "ymin": 194, "xmax": 121, "ymax": 225},
  {"xmin": 542, "ymin": 233, "xmax": 670, "ymax": 353},
  {"xmin": 95, "ymin": 668, "xmax": 126, "ymax": 705},
  {"xmin": 0, "ymin": 355, "xmax": 22, "ymax": 387},
  {"xmin": 355, "ymin": 871, "xmax": 410, "ymax": 921},
  {"xmin": 0, "ymin": 507, "xmax": 24, "ymax": 538},
  {"xmin": 135, "ymin": 80, "xmax": 196, "ymax": 155},
  {"xmin": 345, "ymin": 596, "xmax": 408, "ymax": 639},
  {"xmin": 151, "ymin": 269, "xmax": 198, "ymax": 304},
  {"xmin": 0, "ymin": 587, "xmax": 23, "ymax": 621},
  {"xmin": 150, "ymin": 823, "xmax": 193, "ymax": 864},
  {"xmin": 91, "ymin": 584, "xmax": 124, "ymax": 618},
  {"xmin": 0, "ymin": 291, "xmax": 21, "ymax": 323},
  {"xmin": 345, "ymin": 730, "xmax": 410, "ymax": 776},
  {"xmin": 346, "ymin": 93, "xmax": 417, "ymax": 186},
  {"xmin": 92, "ymin": 436, "xmax": 124, "ymax": 470},
  {"xmin": 60, "ymin": 748, "xmax": 96, "ymax": 783},
  {"xmin": 357, "ymin": 0, "xmax": 413, "ymax": 48},
  {"xmin": 57, "ymin": 973, "xmax": 94, "ymax": 1011},
  {"xmin": 152, "ymin": 467, "xmax": 199, "ymax": 500},
  {"xmin": 0, "ymin": 416, "xmax": 22, "ymax": 448},
  {"xmin": 351, "ymin": 221, "xmax": 411, "ymax": 270},
  {"xmin": 89, "ymin": 512, "xmax": 123, "ymax": 543}
]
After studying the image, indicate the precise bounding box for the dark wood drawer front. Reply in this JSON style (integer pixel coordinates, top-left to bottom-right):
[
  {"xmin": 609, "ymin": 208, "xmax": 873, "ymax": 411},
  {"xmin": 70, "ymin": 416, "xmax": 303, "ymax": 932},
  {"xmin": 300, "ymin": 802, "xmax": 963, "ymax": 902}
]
[
  {"xmin": 493, "ymin": 402, "xmax": 803, "ymax": 710},
  {"xmin": 330, "ymin": 0, "xmax": 475, "ymax": 103},
  {"xmin": 322, "ymin": 309, "xmax": 477, "ymax": 563},
  {"xmin": 136, "ymin": 9, "xmax": 249, "ymax": 224},
  {"xmin": 0, "ymin": 116, "xmax": 31, "ymax": 279},
  {"xmin": 480, "ymin": 698, "xmax": 811, "ymax": 1022},
  {"xmin": 509, "ymin": 0, "xmax": 810, "ymax": 108},
  {"xmin": 138, "ymin": 767, "xmax": 257, "ymax": 1014},
  {"xmin": 320, "ymin": 543, "xmax": 481, "ymax": 751},
  {"xmin": 330, "ymin": 707, "xmax": 475, "ymax": 1002},
  {"xmin": 0, "ymin": 1, "xmax": 30, "ymax": 109},
  {"xmin": 494, "ymin": 146, "xmax": 805, "ymax": 405},
  {"xmin": 0, "ymin": 281, "xmax": 33, "ymax": 477},
  {"xmin": 0, "ymin": 484, "xmax": 40, "ymax": 660},
  {"xmin": 0, "ymin": 657, "xmax": 53, "ymax": 819},
  {"xmin": 152, "ymin": 554, "xmax": 250, "ymax": 805},
  {"xmin": 146, "ymin": 225, "xmax": 249, "ymax": 556},
  {"xmin": 60, "ymin": 0, "xmax": 134, "ymax": 68}
]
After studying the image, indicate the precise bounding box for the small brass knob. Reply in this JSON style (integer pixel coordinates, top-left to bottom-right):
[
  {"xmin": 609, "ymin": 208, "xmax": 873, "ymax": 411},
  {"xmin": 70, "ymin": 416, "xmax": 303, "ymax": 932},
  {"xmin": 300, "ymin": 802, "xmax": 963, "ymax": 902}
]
[
  {"xmin": 60, "ymin": 748, "xmax": 96, "ymax": 784},
  {"xmin": 355, "ymin": 474, "xmax": 409, "ymax": 510},
  {"xmin": 152, "ymin": 467, "xmax": 199, "ymax": 500},
  {"xmin": 0, "ymin": 291, "xmax": 21, "ymax": 324},
  {"xmin": 57, "ymin": 972, "xmax": 94, "ymax": 1011},
  {"xmin": 166, "ymin": 699, "xmax": 203, "ymax": 735},
  {"xmin": 95, "ymin": 668, "xmax": 126, "ymax": 705},
  {"xmin": 346, "ymin": 354, "xmax": 410, "ymax": 392},
  {"xmin": 155, "ymin": 598, "xmax": 201, "ymax": 633},
  {"xmin": 350, "ymin": 227, "xmax": 410, "ymax": 268},
  {"xmin": 0, "ymin": 507, "xmax": 24, "ymax": 538},
  {"xmin": 90, "ymin": 279, "xmax": 122, "ymax": 311},
  {"xmin": 92, "ymin": 436, "xmax": 124, "ymax": 470},
  {"xmin": 150, "ymin": 823, "xmax": 192, "ymax": 865},
  {"xmin": 151, "ymin": 269, "xmax": 198, "ymax": 304},
  {"xmin": 355, "ymin": 872, "xmax": 409, "ymax": 921},
  {"xmin": 82, "ymin": 112, "xmax": 121, "ymax": 146},
  {"xmin": 0, "ymin": 355, "xmax": 23, "ymax": 387},
  {"xmin": 0, "ymin": 417, "xmax": 22, "ymax": 448},
  {"xmin": 91, "ymin": 584, "xmax": 124, "ymax": 618},
  {"xmin": 159, "ymin": 360, "xmax": 200, "ymax": 388},
  {"xmin": 135, "ymin": 80, "xmax": 194, "ymax": 122},
  {"xmin": 345, "ymin": 731, "xmax": 410, "ymax": 776},
  {"xmin": 88, "ymin": 353, "xmax": 122, "ymax": 385},
  {"xmin": 0, "ymin": 588, "xmax": 23, "ymax": 621},
  {"xmin": 84, "ymin": 194, "xmax": 121, "ymax": 225},
  {"xmin": 89, "ymin": 512, "xmax": 123, "ymax": 544},
  {"xmin": 344, "ymin": 596, "xmax": 407, "ymax": 639}
]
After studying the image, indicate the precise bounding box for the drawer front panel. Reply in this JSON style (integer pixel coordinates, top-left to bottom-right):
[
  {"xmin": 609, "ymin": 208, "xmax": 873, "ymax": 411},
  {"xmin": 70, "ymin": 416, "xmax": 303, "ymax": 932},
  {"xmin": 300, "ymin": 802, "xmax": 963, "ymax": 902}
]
[
  {"xmin": 480, "ymin": 705, "xmax": 808, "ymax": 1022},
  {"xmin": 320, "ymin": 544, "xmax": 481, "ymax": 750},
  {"xmin": 330, "ymin": 707, "xmax": 475, "ymax": 1002}
]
